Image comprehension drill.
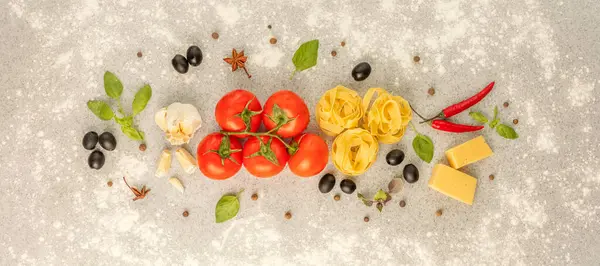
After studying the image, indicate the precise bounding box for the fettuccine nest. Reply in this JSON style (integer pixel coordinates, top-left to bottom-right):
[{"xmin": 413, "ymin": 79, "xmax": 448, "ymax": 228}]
[{"xmin": 316, "ymin": 85, "xmax": 364, "ymax": 136}]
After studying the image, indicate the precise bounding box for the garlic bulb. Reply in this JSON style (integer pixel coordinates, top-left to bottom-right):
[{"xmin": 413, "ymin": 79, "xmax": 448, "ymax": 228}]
[{"xmin": 155, "ymin": 102, "xmax": 202, "ymax": 146}]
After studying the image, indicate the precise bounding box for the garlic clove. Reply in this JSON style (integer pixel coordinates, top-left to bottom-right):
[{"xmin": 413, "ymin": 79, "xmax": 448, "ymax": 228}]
[
  {"xmin": 175, "ymin": 147, "xmax": 197, "ymax": 173},
  {"xmin": 155, "ymin": 108, "xmax": 168, "ymax": 132},
  {"xmin": 168, "ymin": 177, "xmax": 185, "ymax": 193},
  {"xmin": 155, "ymin": 149, "xmax": 172, "ymax": 177}
]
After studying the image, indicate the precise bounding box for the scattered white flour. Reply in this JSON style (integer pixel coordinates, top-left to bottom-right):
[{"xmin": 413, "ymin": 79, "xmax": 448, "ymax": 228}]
[
  {"xmin": 43, "ymin": 140, "xmax": 54, "ymax": 150},
  {"xmin": 215, "ymin": 4, "xmax": 240, "ymax": 25},
  {"xmin": 252, "ymin": 47, "xmax": 285, "ymax": 68},
  {"xmin": 338, "ymin": 16, "xmax": 352, "ymax": 37},
  {"xmin": 117, "ymin": 155, "xmax": 149, "ymax": 179},
  {"xmin": 52, "ymin": 97, "xmax": 74, "ymax": 114},
  {"xmin": 525, "ymin": 100, "xmax": 536, "ymax": 126},
  {"xmin": 53, "ymin": 221, "xmax": 62, "ymax": 229},
  {"xmin": 536, "ymin": 128, "xmax": 558, "ymax": 154},
  {"xmin": 568, "ymin": 77, "xmax": 596, "ymax": 107},
  {"xmin": 306, "ymin": 6, "xmax": 321, "ymax": 27},
  {"xmin": 9, "ymin": 2, "xmax": 24, "ymax": 18},
  {"xmin": 183, "ymin": 257, "xmax": 200, "ymax": 266},
  {"xmin": 54, "ymin": 50, "xmax": 73, "ymax": 66},
  {"xmin": 76, "ymin": 0, "xmax": 99, "ymax": 21},
  {"xmin": 381, "ymin": 0, "xmax": 395, "ymax": 11}
]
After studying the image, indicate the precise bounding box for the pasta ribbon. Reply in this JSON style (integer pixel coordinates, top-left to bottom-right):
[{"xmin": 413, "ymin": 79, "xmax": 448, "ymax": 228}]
[
  {"xmin": 331, "ymin": 128, "xmax": 379, "ymax": 176},
  {"xmin": 316, "ymin": 85, "xmax": 364, "ymax": 136},
  {"xmin": 362, "ymin": 88, "xmax": 412, "ymax": 144}
]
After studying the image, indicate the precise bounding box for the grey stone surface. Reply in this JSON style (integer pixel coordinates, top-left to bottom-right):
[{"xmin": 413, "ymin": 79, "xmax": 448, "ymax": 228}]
[{"xmin": 1, "ymin": 0, "xmax": 599, "ymax": 265}]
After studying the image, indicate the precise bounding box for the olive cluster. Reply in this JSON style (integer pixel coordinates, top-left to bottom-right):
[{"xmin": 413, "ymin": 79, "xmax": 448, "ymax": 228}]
[{"xmin": 82, "ymin": 131, "xmax": 117, "ymax": 170}]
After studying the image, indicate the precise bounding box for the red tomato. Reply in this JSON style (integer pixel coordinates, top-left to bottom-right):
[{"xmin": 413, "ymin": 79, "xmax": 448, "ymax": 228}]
[
  {"xmin": 262, "ymin": 90, "xmax": 309, "ymax": 138},
  {"xmin": 215, "ymin": 89, "xmax": 262, "ymax": 138},
  {"xmin": 288, "ymin": 133, "xmax": 329, "ymax": 177},
  {"xmin": 196, "ymin": 133, "xmax": 243, "ymax": 180},
  {"xmin": 243, "ymin": 136, "xmax": 289, "ymax": 178}
]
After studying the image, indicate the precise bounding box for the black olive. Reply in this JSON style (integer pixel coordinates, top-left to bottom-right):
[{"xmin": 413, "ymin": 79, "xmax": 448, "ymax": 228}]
[
  {"xmin": 340, "ymin": 179, "xmax": 356, "ymax": 194},
  {"xmin": 351, "ymin": 62, "xmax": 371, "ymax": 81},
  {"xmin": 386, "ymin": 149, "xmax": 405, "ymax": 166},
  {"xmin": 172, "ymin": 54, "xmax": 189, "ymax": 74},
  {"xmin": 82, "ymin": 131, "xmax": 98, "ymax": 150},
  {"xmin": 403, "ymin": 164, "xmax": 419, "ymax": 183},
  {"xmin": 186, "ymin": 46, "xmax": 203, "ymax": 66},
  {"xmin": 88, "ymin": 150, "xmax": 105, "ymax": 170},
  {"xmin": 99, "ymin": 132, "xmax": 117, "ymax": 151},
  {"xmin": 318, "ymin": 173, "xmax": 336, "ymax": 193}
]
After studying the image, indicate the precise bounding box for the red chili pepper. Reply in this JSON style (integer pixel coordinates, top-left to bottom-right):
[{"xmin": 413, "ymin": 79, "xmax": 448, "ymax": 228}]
[
  {"xmin": 431, "ymin": 120, "xmax": 484, "ymax": 133},
  {"xmin": 417, "ymin": 81, "xmax": 495, "ymax": 122},
  {"xmin": 442, "ymin": 81, "xmax": 495, "ymax": 118}
]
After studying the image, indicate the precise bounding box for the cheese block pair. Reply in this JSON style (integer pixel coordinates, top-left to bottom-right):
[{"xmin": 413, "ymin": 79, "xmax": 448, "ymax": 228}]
[{"xmin": 428, "ymin": 136, "xmax": 493, "ymax": 205}]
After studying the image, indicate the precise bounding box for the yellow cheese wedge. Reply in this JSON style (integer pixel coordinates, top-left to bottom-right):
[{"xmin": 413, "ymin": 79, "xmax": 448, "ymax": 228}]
[
  {"xmin": 445, "ymin": 136, "xmax": 493, "ymax": 169},
  {"xmin": 428, "ymin": 164, "xmax": 477, "ymax": 205}
]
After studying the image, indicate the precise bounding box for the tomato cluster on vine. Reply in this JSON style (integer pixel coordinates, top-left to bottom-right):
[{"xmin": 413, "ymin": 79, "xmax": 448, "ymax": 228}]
[{"xmin": 196, "ymin": 89, "xmax": 329, "ymax": 180}]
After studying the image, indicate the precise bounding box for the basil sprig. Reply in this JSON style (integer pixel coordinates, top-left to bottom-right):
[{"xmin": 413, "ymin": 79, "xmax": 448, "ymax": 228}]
[
  {"xmin": 87, "ymin": 71, "xmax": 151, "ymax": 141},
  {"xmin": 469, "ymin": 106, "xmax": 519, "ymax": 140}
]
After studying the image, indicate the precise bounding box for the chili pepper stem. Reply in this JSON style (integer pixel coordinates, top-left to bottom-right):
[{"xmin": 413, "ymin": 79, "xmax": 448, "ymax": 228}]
[
  {"xmin": 410, "ymin": 104, "xmax": 442, "ymax": 124},
  {"xmin": 410, "ymin": 105, "xmax": 426, "ymax": 120},
  {"xmin": 419, "ymin": 113, "xmax": 443, "ymax": 124}
]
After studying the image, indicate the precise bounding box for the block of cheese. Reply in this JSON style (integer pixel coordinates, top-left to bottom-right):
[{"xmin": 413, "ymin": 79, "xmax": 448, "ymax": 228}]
[
  {"xmin": 445, "ymin": 136, "xmax": 493, "ymax": 169},
  {"xmin": 428, "ymin": 164, "xmax": 477, "ymax": 205}
]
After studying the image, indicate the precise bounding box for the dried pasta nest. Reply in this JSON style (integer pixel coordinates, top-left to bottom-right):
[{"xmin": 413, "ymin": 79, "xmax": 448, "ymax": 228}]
[
  {"xmin": 316, "ymin": 85, "xmax": 364, "ymax": 136},
  {"xmin": 362, "ymin": 88, "xmax": 412, "ymax": 144},
  {"xmin": 331, "ymin": 128, "xmax": 379, "ymax": 176}
]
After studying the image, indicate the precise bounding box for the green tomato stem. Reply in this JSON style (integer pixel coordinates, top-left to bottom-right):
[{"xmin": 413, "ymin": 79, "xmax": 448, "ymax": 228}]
[{"xmin": 222, "ymin": 131, "xmax": 293, "ymax": 150}]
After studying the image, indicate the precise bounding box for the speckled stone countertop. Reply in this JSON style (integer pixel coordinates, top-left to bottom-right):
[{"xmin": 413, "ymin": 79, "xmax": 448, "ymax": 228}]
[{"xmin": 1, "ymin": 0, "xmax": 599, "ymax": 265}]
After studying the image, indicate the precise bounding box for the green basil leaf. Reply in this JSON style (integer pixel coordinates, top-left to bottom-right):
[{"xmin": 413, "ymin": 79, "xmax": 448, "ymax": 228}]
[
  {"xmin": 132, "ymin": 84, "xmax": 152, "ymax": 116},
  {"xmin": 489, "ymin": 118, "xmax": 500, "ymax": 129},
  {"xmin": 215, "ymin": 194, "xmax": 241, "ymax": 223},
  {"xmin": 496, "ymin": 124, "xmax": 519, "ymax": 139},
  {"xmin": 291, "ymin": 39, "xmax": 319, "ymax": 78},
  {"xmin": 376, "ymin": 202, "xmax": 384, "ymax": 212},
  {"xmin": 357, "ymin": 193, "xmax": 373, "ymax": 206},
  {"xmin": 469, "ymin": 111, "xmax": 488, "ymax": 123},
  {"xmin": 87, "ymin": 100, "xmax": 114, "ymax": 120},
  {"xmin": 104, "ymin": 71, "xmax": 123, "ymax": 99},
  {"xmin": 114, "ymin": 116, "xmax": 133, "ymax": 127},
  {"xmin": 373, "ymin": 189, "xmax": 387, "ymax": 201},
  {"xmin": 121, "ymin": 125, "xmax": 144, "ymax": 141},
  {"xmin": 488, "ymin": 106, "xmax": 499, "ymax": 128},
  {"xmin": 412, "ymin": 134, "xmax": 434, "ymax": 163}
]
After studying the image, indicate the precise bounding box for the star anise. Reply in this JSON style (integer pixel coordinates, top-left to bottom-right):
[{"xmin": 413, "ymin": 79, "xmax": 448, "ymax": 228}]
[
  {"xmin": 223, "ymin": 48, "xmax": 252, "ymax": 78},
  {"xmin": 123, "ymin": 176, "xmax": 150, "ymax": 201}
]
